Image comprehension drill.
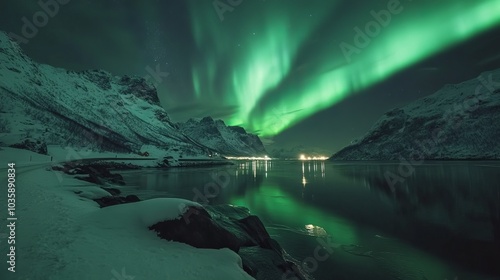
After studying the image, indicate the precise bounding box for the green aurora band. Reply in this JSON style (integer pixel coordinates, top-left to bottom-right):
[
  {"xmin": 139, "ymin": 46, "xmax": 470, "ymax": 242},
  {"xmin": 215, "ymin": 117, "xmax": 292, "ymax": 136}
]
[{"xmin": 188, "ymin": 0, "xmax": 500, "ymax": 137}]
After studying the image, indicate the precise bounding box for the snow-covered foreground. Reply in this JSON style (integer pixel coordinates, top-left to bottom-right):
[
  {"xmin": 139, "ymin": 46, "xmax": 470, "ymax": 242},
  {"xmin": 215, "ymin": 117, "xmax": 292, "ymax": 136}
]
[{"xmin": 0, "ymin": 148, "xmax": 253, "ymax": 280}]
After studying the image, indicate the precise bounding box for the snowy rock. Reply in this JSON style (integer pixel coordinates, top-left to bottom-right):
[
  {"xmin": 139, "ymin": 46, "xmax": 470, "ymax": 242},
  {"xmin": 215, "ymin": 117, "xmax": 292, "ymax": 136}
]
[
  {"xmin": 149, "ymin": 206, "xmax": 242, "ymax": 253},
  {"xmin": 237, "ymin": 215, "xmax": 272, "ymax": 246},
  {"xmin": 148, "ymin": 202, "xmax": 310, "ymax": 279},
  {"xmin": 73, "ymin": 186, "xmax": 113, "ymax": 200},
  {"xmin": 94, "ymin": 194, "xmax": 140, "ymax": 208},
  {"xmin": 63, "ymin": 162, "xmax": 126, "ymax": 185},
  {"xmin": 205, "ymin": 205, "xmax": 311, "ymax": 280},
  {"xmin": 10, "ymin": 138, "xmax": 47, "ymax": 154},
  {"xmin": 331, "ymin": 68, "xmax": 500, "ymax": 160}
]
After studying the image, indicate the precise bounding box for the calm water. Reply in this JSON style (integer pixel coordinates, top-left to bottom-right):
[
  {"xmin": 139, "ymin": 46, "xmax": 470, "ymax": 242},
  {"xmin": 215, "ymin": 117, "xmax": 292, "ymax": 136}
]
[{"xmin": 120, "ymin": 160, "xmax": 500, "ymax": 280}]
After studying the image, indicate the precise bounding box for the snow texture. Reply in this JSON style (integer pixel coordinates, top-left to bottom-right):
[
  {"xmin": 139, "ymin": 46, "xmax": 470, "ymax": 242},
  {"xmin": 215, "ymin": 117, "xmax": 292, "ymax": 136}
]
[{"xmin": 0, "ymin": 147, "xmax": 253, "ymax": 280}]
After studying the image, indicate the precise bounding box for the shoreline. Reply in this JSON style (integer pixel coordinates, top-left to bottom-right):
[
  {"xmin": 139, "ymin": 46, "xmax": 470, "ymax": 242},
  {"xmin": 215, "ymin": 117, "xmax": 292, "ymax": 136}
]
[{"xmin": 51, "ymin": 158, "xmax": 312, "ymax": 280}]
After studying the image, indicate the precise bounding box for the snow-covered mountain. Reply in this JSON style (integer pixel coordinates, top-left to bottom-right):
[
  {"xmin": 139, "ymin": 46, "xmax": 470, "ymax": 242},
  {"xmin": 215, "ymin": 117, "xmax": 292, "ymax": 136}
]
[
  {"xmin": 0, "ymin": 32, "xmax": 264, "ymax": 161},
  {"xmin": 331, "ymin": 68, "xmax": 500, "ymax": 160},
  {"xmin": 177, "ymin": 117, "xmax": 267, "ymax": 157}
]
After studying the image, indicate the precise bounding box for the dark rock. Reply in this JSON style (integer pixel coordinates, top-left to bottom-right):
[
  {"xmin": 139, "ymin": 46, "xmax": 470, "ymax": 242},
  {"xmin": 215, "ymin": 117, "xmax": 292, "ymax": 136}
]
[
  {"xmin": 228, "ymin": 125, "xmax": 246, "ymax": 134},
  {"xmin": 242, "ymin": 259, "xmax": 257, "ymax": 278},
  {"xmin": 261, "ymin": 238, "xmax": 284, "ymax": 256},
  {"xmin": 10, "ymin": 139, "xmax": 47, "ymax": 154},
  {"xmin": 65, "ymin": 163, "xmax": 126, "ymax": 185},
  {"xmin": 125, "ymin": 195, "xmax": 140, "ymax": 202},
  {"xmin": 239, "ymin": 247, "xmax": 308, "ymax": 280},
  {"xmin": 205, "ymin": 205, "xmax": 311, "ymax": 280},
  {"xmin": 93, "ymin": 195, "xmax": 141, "ymax": 208},
  {"xmin": 237, "ymin": 215, "xmax": 271, "ymax": 246},
  {"xmin": 201, "ymin": 116, "xmax": 214, "ymax": 123},
  {"xmin": 119, "ymin": 76, "xmax": 159, "ymax": 104},
  {"xmin": 72, "ymin": 167, "xmax": 89, "ymax": 175},
  {"xmin": 102, "ymin": 187, "xmax": 121, "ymax": 196},
  {"xmin": 83, "ymin": 69, "xmax": 112, "ymax": 90},
  {"xmin": 94, "ymin": 196, "xmax": 124, "ymax": 207},
  {"xmin": 149, "ymin": 206, "xmax": 241, "ymax": 253},
  {"xmin": 51, "ymin": 165, "xmax": 65, "ymax": 172},
  {"xmin": 204, "ymin": 205, "xmax": 255, "ymax": 246},
  {"xmin": 109, "ymin": 173, "xmax": 125, "ymax": 185},
  {"xmin": 155, "ymin": 109, "xmax": 170, "ymax": 122},
  {"xmin": 75, "ymin": 174, "xmax": 102, "ymax": 185},
  {"xmin": 7, "ymin": 67, "xmax": 21, "ymax": 73}
]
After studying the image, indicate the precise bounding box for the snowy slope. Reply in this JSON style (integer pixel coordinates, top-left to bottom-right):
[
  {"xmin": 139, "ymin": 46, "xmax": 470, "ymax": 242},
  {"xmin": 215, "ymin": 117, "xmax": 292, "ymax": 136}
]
[
  {"xmin": 177, "ymin": 117, "xmax": 267, "ymax": 157},
  {"xmin": 0, "ymin": 31, "xmax": 265, "ymax": 163},
  {"xmin": 0, "ymin": 31, "xmax": 209, "ymax": 162},
  {"xmin": 331, "ymin": 68, "xmax": 500, "ymax": 160},
  {"xmin": 0, "ymin": 148, "xmax": 253, "ymax": 280}
]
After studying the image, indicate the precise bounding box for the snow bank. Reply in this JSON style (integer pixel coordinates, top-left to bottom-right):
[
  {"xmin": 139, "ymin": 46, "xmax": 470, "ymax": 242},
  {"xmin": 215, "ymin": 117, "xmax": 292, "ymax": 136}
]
[
  {"xmin": 0, "ymin": 148, "xmax": 253, "ymax": 280},
  {"xmin": 88, "ymin": 198, "xmax": 201, "ymax": 229}
]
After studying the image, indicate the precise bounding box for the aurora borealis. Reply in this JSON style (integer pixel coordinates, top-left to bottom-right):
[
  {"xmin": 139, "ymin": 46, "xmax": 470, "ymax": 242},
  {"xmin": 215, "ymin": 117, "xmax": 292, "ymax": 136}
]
[
  {"xmin": 1, "ymin": 0, "xmax": 500, "ymax": 152},
  {"xmin": 188, "ymin": 0, "xmax": 500, "ymax": 136}
]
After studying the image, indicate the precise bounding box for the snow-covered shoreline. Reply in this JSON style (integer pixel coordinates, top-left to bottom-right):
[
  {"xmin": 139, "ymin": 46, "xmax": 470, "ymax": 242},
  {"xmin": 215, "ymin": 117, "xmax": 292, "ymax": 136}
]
[{"xmin": 0, "ymin": 147, "xmax": 254, "ymax": 280}]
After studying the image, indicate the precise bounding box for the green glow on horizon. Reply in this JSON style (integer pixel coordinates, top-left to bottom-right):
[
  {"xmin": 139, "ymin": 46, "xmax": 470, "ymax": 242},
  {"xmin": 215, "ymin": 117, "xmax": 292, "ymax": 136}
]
[{"xmin": 188, "ymin": 0, "xmax": 500, "ymax": 136}]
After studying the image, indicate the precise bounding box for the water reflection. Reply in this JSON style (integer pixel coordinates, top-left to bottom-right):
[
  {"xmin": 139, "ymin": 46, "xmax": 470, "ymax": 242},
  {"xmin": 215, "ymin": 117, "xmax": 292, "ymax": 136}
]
[
  {"xmin": 331, "ymin": 162, "xmax": 500, "ymax": 276},
  {"xmin": 301, "ymin": 161, "xmax": 326, "ymax": 188},
  {"xmin": 332, "ymin": 163, "xmax": 500, "ymax": 234},
  {"xmin": 120, "ymin": 160, "xmax": 500, "ymax": 279}
]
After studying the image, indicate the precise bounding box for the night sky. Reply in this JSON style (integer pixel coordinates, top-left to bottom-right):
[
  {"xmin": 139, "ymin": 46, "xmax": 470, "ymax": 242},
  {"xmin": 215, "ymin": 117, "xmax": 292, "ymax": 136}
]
[{"xmin": 1, "ymin": 0, "xmax": 500, "ymax": 154}]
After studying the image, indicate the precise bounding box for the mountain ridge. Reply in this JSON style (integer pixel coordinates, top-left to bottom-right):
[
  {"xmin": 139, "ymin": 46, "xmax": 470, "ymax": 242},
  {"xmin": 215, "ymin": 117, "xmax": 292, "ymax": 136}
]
[
  {"xmin": 0, "ymin": 31, "xmax": 266, "ymax": 163},
  {"xmin": 330, "ymin": 68, "xmax": 500, "ymax": 160}
]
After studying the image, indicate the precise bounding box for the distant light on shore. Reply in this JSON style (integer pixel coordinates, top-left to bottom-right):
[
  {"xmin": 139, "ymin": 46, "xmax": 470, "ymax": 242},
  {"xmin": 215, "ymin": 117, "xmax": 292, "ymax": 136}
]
[
  {"xmin": 299, "ymin": 154, "xmax": 328, "ymax": 161},
  {"xmin": 226, "ymin": 155, "xmax": 271, "ymax": 160}
]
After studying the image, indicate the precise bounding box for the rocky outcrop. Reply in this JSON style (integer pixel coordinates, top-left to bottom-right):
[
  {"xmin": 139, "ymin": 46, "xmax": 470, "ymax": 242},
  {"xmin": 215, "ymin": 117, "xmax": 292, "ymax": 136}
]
[
  {"xmin": 94, "ymin": 194, "xmax": 140, "ymax": 208},
  {"xmin": 149, "ymin": 206, "xmax": 241, "ymax": 253},
  {"xmin": 53, "ymin": 162, "xmax": 133, "ymax": 185},
  {"xmin": 149, "ymin": 204, "xmax": 310, "ymax": 280},
  {"xmin": 10, "ymin": 138, "xmax": 47, "ymax": 154},
  {"xmin": 52, "ymin": 162, "xmax": 142, "ymax": 207}
]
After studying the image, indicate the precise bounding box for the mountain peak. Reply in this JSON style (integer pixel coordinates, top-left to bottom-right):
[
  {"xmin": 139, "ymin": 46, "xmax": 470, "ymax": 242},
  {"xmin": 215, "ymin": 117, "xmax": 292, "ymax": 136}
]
[{"xmin": 331, "ymin": 68, "xmax": 500, "ymax": 160}]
